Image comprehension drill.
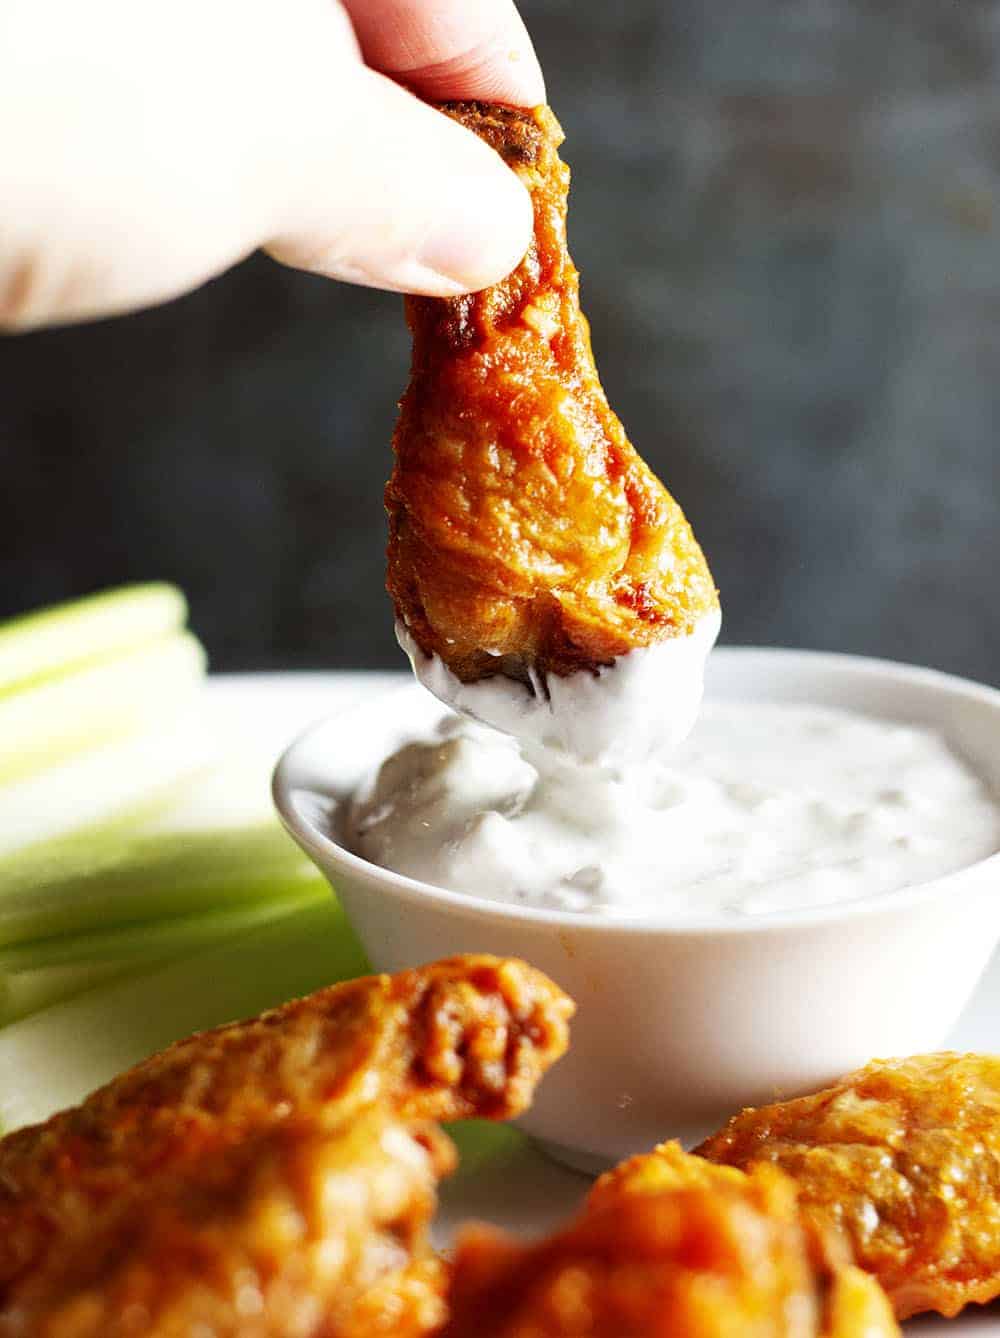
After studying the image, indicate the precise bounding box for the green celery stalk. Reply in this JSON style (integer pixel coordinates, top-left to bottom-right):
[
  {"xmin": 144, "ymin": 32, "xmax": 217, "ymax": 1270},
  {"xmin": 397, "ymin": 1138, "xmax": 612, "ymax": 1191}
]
[
  {"xmin": 0, "ymin": 825, "xmax": 318, "ymax": 947},
  {"xmin": 0, "ymin": 896, "xmax": 369, "ymax": 1133},
  {"xmin": 0, "ymin": 584, "xmax": 187, "ymax": 697},
  {"xmin": 444, "ymin": 1120, "xmax": 528, "ymax": 1174},
  {"xmin": 0, "ymin": 878, "xmax": 327, "ymax": 972},
  {"xmin": 0, "ymin": 959, "xmax": 160, "ymax": 1027},
  {"xmin": 0, "ymin": 712, "xmax": 217, "ymax": 858},
  {"xmin": 0, "ymin": 631, "xmax": 206, "ymax": 786}
]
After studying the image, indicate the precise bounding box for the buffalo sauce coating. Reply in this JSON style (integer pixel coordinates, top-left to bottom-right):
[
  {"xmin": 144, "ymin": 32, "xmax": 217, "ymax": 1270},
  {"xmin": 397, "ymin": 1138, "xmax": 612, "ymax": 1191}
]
[
  {"xmin": 697, "ymin": 1053, "xmax": 1000, "ymax": 1321},
  {"xmin": 386, "ymin": 102, "xmax": 718, "ymax": 686}
]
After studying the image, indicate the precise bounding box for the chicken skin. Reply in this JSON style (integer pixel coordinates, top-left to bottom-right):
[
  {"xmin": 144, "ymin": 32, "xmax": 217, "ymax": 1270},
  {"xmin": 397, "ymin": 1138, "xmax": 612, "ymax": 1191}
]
[
  {"xmin": 386, "ymin": 102, "xmax": 718, "ymax": 695},
  {"xmin": 442, "ymin": 1142, "xmax": 897, "ymax": 1338},
  {"xmin": 1, "ymin": 1113, "xmax": 452, "ymax": 1338},
  {"xmin": 0, "ymin": 956, "xmax": 572, "ymax": 1338},
  {"xmin": 697, "ymin": 1052, "xmax": 1000, "ymax": 1320}
]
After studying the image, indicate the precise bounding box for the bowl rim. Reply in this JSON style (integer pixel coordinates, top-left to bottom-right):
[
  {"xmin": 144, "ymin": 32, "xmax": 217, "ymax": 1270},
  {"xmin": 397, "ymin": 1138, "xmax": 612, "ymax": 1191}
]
[{"xmin": 272, "ymin": 646, "xmax": 1000, "ymax": 938}]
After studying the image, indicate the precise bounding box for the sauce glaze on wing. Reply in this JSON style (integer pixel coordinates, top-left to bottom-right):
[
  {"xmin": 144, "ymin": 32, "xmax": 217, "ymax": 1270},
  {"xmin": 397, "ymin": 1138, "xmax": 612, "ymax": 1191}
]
[
  {"xmin": 697, "ymin": 1052, "xmax": 1000, "ymax": 1320},
  {"xmin": 0, "ymin": 956, "xmax": 573, "ymax": 1338},
  {"xmin": 441, "ymin": 1141, "xmax": 898, "ymax": 1338},
  {"xmin": 386, "ymin": 103, "xmax": 718, "ymax": 687}
]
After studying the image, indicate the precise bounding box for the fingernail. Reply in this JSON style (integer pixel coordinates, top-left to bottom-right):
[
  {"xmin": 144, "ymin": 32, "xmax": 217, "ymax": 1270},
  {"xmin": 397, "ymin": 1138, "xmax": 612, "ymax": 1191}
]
[{"xmin": 417, "ymin": 170, "xmax": 533, "ymax": 293}]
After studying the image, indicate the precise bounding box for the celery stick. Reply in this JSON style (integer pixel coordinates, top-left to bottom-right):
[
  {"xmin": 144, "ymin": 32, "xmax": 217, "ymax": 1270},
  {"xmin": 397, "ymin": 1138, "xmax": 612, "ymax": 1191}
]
[
  {"xmin": 0, "ymin": 825, "xmax": 316, "ymax": 947},
  {"xmin": 0, "ymin": 631, "xmax": 206, "ymax": 785},
  {"xmin": 0, "ymin": 880, "xmax": 327, "ymax": 972},
  {"xmin": 0, "ymin": 709, "xmax": 217, "ymax": 857},
  {"xmin": 0, "ymin": 959, "xmax": 160, "ymax": 1027},
  {"xmin": 0, "ymin": 897, "xmax": 369, "ymax": 1132},
  {"xmin": 444, "ymin": 1120, "xmax": 528, "ymax": 1175},
  {"xmin": 0, "ymin": 584, "xmax": 187, "ymax": 697}
]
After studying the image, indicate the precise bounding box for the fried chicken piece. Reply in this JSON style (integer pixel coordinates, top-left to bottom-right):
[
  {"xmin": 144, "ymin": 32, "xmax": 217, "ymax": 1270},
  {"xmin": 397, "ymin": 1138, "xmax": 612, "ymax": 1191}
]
[
  {"xmin": 1, "ymin": 1113, "xmax": 451, "ymax": 1338},
  {"xmin": 696, "ymin": 1052, "xmax": 1000, "ymax": 1320},
  {"xmin": 386, "ymin": 102, "xmax": 718, "ymax": 694},
  {"xmin": 0, "ymin": 956, "xmax": 572, "ymax": 1338},
  {"xmin": 442, "ymin": 1142, "xmax": 897, "ymax": 1338}
]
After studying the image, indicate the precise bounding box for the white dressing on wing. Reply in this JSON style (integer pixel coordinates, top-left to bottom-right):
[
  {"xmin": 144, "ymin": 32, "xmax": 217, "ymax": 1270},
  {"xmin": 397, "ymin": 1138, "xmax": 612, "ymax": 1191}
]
[
  {"xmin": 348, "ymin": 702, "xmax": 1000, "ymax": 920},
  {"xmin": 395, "ymin": 610, "xmax": 721, "ymax": 767}
]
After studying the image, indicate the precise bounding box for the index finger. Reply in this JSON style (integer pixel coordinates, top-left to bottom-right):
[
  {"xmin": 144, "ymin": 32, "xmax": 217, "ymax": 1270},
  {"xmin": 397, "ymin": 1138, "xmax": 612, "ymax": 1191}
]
[{"xmin": 340, "ymin": 0, "xmax": 545, "ymax": 107}]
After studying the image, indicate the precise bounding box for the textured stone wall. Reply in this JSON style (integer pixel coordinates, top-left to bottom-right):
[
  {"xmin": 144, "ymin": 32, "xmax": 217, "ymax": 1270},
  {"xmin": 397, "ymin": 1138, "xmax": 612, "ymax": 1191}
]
[{"xmin": 2, "ymin": 1, "xmax": 998, "ymax": 681}]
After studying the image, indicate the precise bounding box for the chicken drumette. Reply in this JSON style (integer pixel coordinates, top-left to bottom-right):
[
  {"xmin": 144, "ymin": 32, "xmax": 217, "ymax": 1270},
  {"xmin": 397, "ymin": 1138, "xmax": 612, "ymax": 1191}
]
[
  {"xmin": 386, "ymin": 103, "xmax": 718, "ymax": 756},
  {"xmin": 441, "ymin": 1141, "xmax": 897, "ymax": 1338},
  {"xmin": 0, "ymin": 955, "xmax": 572, "ymax": 1338},
  {"xmin": 697, "ymin": 1052, "xmax": 1000, "ymax": 1321}
]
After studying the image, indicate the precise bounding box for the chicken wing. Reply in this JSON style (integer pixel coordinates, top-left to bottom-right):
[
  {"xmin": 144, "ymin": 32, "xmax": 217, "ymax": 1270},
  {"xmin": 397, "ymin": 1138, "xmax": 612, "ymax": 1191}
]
[
  {"xmin": 0, "ymin": 955, "xmax": 572, "ymax": 1338},
  {"xmin": 697, "ymin": 1052, "xmax": 1000, "ymax": 1320},
  {"xmin": 442, "ymin": 1141, "xmax": 897, "ymax": 1338},
  {"xmin": 1, "ymin": 1113, "xmax": 451, "ymax": 1338},
  {"xmin": 386, "ymin": 103, "xmax": 718, "ymax": 741}
]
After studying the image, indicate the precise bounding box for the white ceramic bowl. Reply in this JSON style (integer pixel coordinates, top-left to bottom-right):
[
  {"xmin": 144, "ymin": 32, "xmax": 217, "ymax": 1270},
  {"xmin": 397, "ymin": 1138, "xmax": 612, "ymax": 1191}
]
[{"xmin": 273, "ymin": 649, "xmax": 1000, "ymax": 1171}]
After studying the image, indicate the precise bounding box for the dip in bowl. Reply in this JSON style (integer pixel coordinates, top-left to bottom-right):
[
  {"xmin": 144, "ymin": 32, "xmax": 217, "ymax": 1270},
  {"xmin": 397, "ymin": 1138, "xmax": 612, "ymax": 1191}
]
[{"xmin": 273, "ymin": 648, "xmax": 1000, "ymax": 1170}]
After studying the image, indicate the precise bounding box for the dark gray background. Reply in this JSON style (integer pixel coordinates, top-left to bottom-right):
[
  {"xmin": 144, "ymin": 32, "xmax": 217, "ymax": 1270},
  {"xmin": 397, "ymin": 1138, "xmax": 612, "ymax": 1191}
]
[{"xmin": 2, "ymin": 1, "xmax": 999, "ymax": 682}]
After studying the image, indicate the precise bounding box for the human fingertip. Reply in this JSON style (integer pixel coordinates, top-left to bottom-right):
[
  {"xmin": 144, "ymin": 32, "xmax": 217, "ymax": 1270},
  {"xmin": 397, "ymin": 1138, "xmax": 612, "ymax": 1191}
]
[
  {"xmin": 416, "ymin": 165, "xmax": 533, "ymax": 293},
  {"xmin": 341, "ymin": 0, "xmax": 546, "ymax": 109},
  {"xmin": 508, "ymin": 46, "xmax": 547, "ymax": 110},
  {"xmin": 393, "ymin": 29, "xmax": 546, "ymax": 109}
]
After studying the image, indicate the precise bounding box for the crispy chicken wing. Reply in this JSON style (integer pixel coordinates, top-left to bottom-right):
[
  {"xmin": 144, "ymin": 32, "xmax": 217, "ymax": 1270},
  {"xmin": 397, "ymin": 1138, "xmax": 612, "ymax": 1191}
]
[
  {"xmin": 442, "ymin": 1142, "xmax": 897, "ymax": 1338},
  {"xmin": 1, "ymin": 1113, "xmax": 451, "ymax": 1338},
  {"xmin": 386, "ymin": 102, "xmax": 718, "ymax": 693},
  {"xmin": 0, "ymin": 955, "xmax": 572, "ymax": 1338},
  {"xmin": 697, "ymin": 1052, "xmax": 1000, "ymax": 1320}
]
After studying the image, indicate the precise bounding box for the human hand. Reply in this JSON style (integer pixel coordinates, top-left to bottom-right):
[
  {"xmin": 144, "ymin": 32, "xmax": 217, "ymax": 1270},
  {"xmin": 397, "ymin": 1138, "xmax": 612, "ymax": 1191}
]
[{"xmin": 0, "ymin": 0, "xmax": 543, "ymax": 329}]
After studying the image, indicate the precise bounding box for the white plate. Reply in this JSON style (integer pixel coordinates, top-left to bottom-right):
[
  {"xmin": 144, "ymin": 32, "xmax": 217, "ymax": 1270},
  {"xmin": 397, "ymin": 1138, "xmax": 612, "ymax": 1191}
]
[
  {"xmin": 157, "ymin": 675, "xmax": 1000, "ymax": 1332},
  {"xmin": 220, "ymin": 672, "xmax": 1000, "ymax": 1333}
]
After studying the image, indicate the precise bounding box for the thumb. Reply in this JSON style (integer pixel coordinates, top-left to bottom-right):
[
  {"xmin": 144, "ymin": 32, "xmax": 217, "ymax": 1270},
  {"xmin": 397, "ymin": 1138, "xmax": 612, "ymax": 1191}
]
[{"xmin": 265, "ymin": 69, "xmax": 533, "ymax": 297}]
